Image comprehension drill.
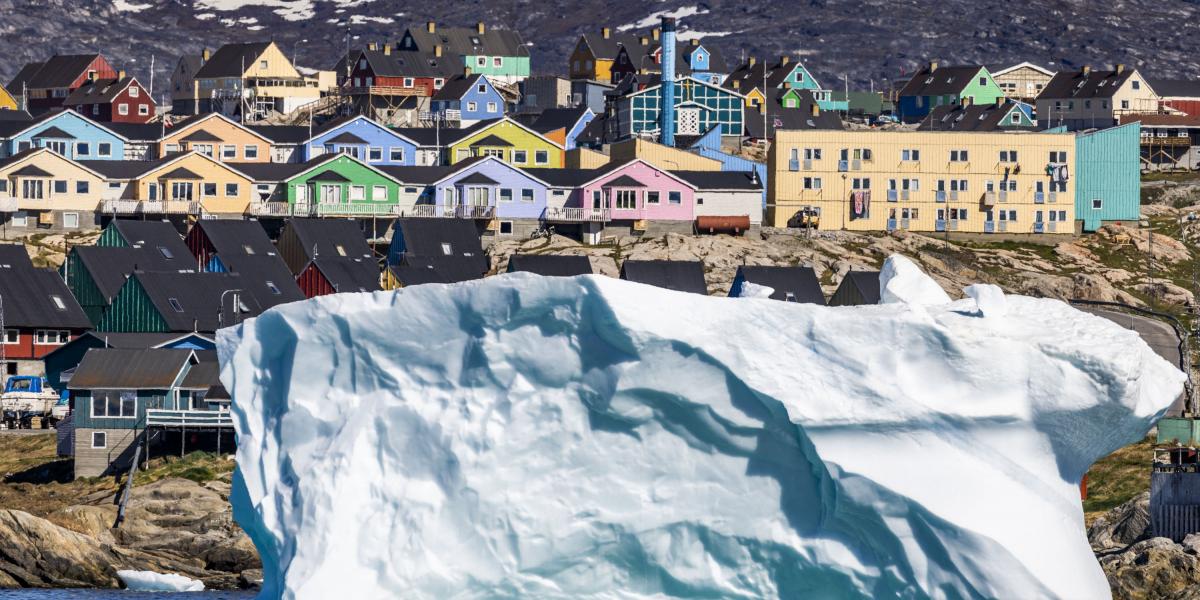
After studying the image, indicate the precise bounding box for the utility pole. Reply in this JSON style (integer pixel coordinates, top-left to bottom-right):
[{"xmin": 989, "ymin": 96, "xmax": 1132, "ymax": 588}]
[{"xmin": 148, "ymin": 54, "xmax": 155, "ymax": 99}]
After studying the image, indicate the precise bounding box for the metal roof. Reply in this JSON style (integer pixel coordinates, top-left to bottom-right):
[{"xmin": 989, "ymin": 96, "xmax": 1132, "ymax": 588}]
[
  {"xmin": 194, "ymin": 42, "xmax": 275, "ymax": 79},
  {"xmin": 68, "ymin": 348, "xmax": 193, "ymax": 390},
  {"xmin": 0, "ymin": 267, "xmax": 91, "ymax": 328},
  {"xmin": 507, "ymin": 254, "xmax": 593, "ymax": 277},
  {"xmin": 620, "ymin": 260, "xmax": 707, "ymax": 295},
  {"xmin": 733, "ymin": 265, "xmax": 825, "ymax": 304},
  {"xmin": 672, "ymin": 170, "xmax": 761, "ymax": 190}
]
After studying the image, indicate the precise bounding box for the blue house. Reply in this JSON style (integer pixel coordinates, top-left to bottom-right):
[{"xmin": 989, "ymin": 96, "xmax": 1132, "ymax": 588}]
[
  {"xmin": 679, "ymin": 41, "xmax": 726, "ymax": 85},
  {"xmin": 42, "ymin": 331, "xmax": 215, "ymax": 394},
  {"xmin": 302, "ymin": 115, "xmax": 418, "ymax": 165},
  {"xmin": 431, "ymin": 75, "xmax": 505, "ymax": 127},
  {"xmin": 0, "ymin": 110, "xmax": 127, "ymax": 160}
]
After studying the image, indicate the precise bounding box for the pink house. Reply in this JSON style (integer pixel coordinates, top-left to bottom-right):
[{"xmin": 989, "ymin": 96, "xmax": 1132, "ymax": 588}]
[{"xmin": 576, "ymin": 159, "xmax": 696, "ymax": 222}]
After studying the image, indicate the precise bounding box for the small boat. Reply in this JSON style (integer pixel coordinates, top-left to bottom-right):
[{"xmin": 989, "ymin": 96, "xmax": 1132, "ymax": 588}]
[{"xmin": 1, "ymin": 376, "xmax": 62, "ymax": 428}]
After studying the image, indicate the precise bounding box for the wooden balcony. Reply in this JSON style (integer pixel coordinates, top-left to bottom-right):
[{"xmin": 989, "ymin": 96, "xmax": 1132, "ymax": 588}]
[
  {"xmin": 313, "ymin": 203, "xmax": 403, "ymax": 217},
  {"xmin": 1142, "ymin": 136, "xmax": 1193, "ymax": 147},
  {"xmin": 451, "ymin": 204, "xmax": 495, "ymax": 219},
  {"xmin": 146, "ymin": 409, "xmax": 233, "ymax": 429},
  {"xmin": 344, "ymin": 86, "xmax": 424, "ymax": 97},
  {"xmin": 101, "ymin": 200, "xmax": 142, "ymax": 215},
  {"xmin": 249, "ymin": 202, "xmax": 294, "ymax": 217},
  {"xmin": 544, "ymin": 207, "xmax": 611, "ymax": 222}
]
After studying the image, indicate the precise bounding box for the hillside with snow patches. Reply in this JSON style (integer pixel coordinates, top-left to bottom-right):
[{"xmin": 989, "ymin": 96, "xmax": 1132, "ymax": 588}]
[{"xmin": 2, "ymin": 0, "xmax": 1199, "ymax": 98}]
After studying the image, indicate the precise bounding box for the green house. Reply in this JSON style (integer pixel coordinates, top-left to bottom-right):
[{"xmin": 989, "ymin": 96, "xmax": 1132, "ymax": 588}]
[
  {"xmin": 398, "ymin": 22, "xmax": 530, "ymax": 84},
  {"xmin": 897, "ymin": 63, "xmax": 1004, "ymax": 123},
  {"xmin": 99, "ymin": 271, "xmax": 261, "ymax": 333},
  {"xmin": 286, "ymin": 154, "xmax": 404, "ymax": 216},
  {"xmin": 1076, "ymin": 122, "xmax": 1141, "ymax": 232}
]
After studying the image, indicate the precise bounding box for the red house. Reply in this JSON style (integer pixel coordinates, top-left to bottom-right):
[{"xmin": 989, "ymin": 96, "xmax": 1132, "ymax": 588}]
[
  {"xmin": 63, "ymin": 75, "xmax": 154, "ymax": 124},
  {"xmin": 0, "ymin": 264, "xmax": 91, "ymax": 377},
  {"xmin": 7, "ymin": 54, "xmax": 118, "ymax": 112},
  {"xmin": 296, "ymin": 258, "xmax": 381, "ymax": 298},
  {"xmin": 340, "ymin": 46, "xmax": 461, "ymax": 100}
]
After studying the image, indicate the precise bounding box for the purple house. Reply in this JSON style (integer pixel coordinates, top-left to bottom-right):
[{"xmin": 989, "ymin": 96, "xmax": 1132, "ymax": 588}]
[
  {"xmin": 428, "ymin": 157, "xmax": 551, "ymax": 236},
  {"xmin": 576, "ymin": 159, "xmax": 696, "ymax": 222}
]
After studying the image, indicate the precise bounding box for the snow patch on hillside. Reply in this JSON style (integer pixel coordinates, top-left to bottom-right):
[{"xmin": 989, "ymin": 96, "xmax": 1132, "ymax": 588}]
[
  {"xmin": 219, "ymin": 256, "xmax": 1182, "ymax": 599},
  {"xmin": 112, "ymin": 0, "xmax": 153, "ymax": 12},
  {"xmin": 619, "ymin": 5, "xmax": 710, "ymax": 31}
]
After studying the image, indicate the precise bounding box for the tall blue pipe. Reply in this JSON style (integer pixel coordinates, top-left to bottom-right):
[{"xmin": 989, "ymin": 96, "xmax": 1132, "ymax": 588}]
[{"xmin": 660, "ymin": 16, "xmax": 676, "ymax": 147}]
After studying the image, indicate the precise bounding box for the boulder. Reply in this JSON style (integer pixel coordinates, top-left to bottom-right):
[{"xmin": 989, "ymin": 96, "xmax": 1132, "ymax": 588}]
[
  {"xmin": 1089, "ymin": 492, "xmax": 1151, "ymax": 550},
  {"xmin": 1100, "ymin": 537, "xmax": 1200, "ymax": 600}
]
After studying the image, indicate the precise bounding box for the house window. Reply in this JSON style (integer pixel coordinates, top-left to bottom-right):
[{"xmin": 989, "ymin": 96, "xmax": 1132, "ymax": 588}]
[
  {"xmin": 222, "ymin": 145, "xmax": 237, "ymax": 159},
  {"xmin": 512, "ymin": 150, "xmax": 527, "ymax": 163},
  {"xmin": 499, "ymin": 188, "xmax": 513, "ymax": 202},
  {"xmin": 244, "ymin": 145, "xmax": 259, "ymax": 160},
  {"xmin": 403, "ymin": 78, "xmax": 414, "ymax": 88},
  {"xmin": 22, "ymin": 180, "xmax": 44, "ymax": 199},
  {"xmin": 76, "ymin": 142, "xmax": 90, "ymax": 156},
  {"xmin": 535, "ymin": 150, "xmax": 549, "ymax": 165},
  {"xmin": 493, "ymin": 57, "xmax": 503, "ymax": 67},
  {"xmin": 1121, "ymin": 100, "xmax": 1130, "ymax": 109},
  {"xmin": 6, "ymin": 211, "xmax": 21, "ymax": 226},
  {"xmin": 1092, "ymin": 198, "xmax": 1103, "ymax": 210},
  {"xmin": 499, "ymin": 220, "xmax": 513, "ymax": 235},
  {"xmin": 615, "ymin": 189, "xmax": 637, "ymax": 209},
  {"xmin": 476, "ymin": 57, "xmax": 486, "ymax": 67},
  {"xmin": 35, "ymin": 330, "xmax": 68, "ymax": 345},
  {"xmin": 521, "ymin": 188, "xmax": 533, "ymax": 203},
  {"xmin": 646, "ymin": 191, "xmax": 660, "ymax": 204},
  {"xmin": 165, "ymin": 143, "xmax": 179, "ymax": 154},
  {"xmin": 203, "ymin": 183, "xmax": 217, "ymax": 197},
  {"xmin": 76, "ymin": 181, "xmax": 89, "ymax": 194},
  {"xmin": 118, "ymin": 103, "xmax": 129, "ymax": 115},
  {"xmin": 803, "ymin": 177, "xmax": 822, "ymax": 190},
  {"xmin": 91, "ymin": 431, "xmax": 107, "ymax": 449},
  {"xmin": 92, "ymin": 390, "xmax": 137, "ymax": 419},
  {"xmin": 147, "ymin": 183, "xmax": 158, "ymax": 200},
  {"xmin": 138, "ymin": 105, "xmax": 149, "ymax": 116},
  {"xmin": 225, "ymin": 183, "xmax": 238, "ymax": 197},
  {"xmin": 372, "ymin": 185, "xmax": 386, "ymax": 201},
  {"xmin": 950, "ymin": 149, "xmax": 968, "ymax": 162},
  {"xmin": 260, "ymin": 60, "xmax": 268, "ymax": 69},
  {"xmin": 389, "ymin": 147, "xmax": 404, "ymax": 162},
  {"xmin": 434, "ymin": 78, "xmax": 445, "ymax": 89},
  {"xmin": 98, "ymin": 142, "xmax": 113, "ymax": 157},
  {"xmin": 171, "ymin": 182, "xmax": 192, "ymax": 200},
  {"xmin": 486, "ymin": 102, "xmax": 497, "ymax": 113},
  {"xmin": 1132, "ymin": 80, "xmax": 1141, "ymax": 90},
  {"xmin": 1, "ymin": 330, "xmax": 17, "ymax": 344},
  {"xmin": 349, "ymin": 185, "xmax": 366, "ymax": 201},
  {"xmin": 978, "ymin": 76, "xmax": 987, "ymax": 86},
  {"xmin": 369, "ymin": 147, "xmax": 383, "ymax": 161},
  {"xmin": 53, "ymin": 180, "xmax": 67, "ymax": 194},
  {"xmin": 467, "ymin": 101, "xmax": 478, "ymax": 112}
]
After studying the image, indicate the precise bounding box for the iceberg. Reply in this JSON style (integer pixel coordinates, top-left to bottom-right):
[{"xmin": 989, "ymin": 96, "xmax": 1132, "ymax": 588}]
[
  {"xmin": 116, "ymin": 570, "xmax": 205, "ymax": 592},
  {"xmin": 218, "ymin": 256, "xmax": 1183, "ymax": 599}
]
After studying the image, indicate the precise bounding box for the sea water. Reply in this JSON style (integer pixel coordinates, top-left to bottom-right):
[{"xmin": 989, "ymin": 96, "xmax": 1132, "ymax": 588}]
[{"xmin": 0, "ymin": 592, "xmax": 255, "ymax": 598}]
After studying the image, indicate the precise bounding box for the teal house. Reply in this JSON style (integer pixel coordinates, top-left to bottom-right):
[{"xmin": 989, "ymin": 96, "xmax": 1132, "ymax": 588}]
[
  {"xmin": 1076, "ymin": 122, "xmax": 1141, "ymax": 232},
  {"xmin": 398, "ymin": 22, "xmax": 530, "ymax": 84},
  {"xmin": 897, "ymin": 63, "xmax": 1004, "ymax": 123}
]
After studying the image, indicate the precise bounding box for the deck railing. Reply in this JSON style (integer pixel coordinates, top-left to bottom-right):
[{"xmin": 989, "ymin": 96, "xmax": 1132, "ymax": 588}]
[
  {"xmin": 145, "ymin": 409, "xmax": 234, "ymax": 428},
  {"xmin": 249, "ymin": 202, "xmax": 294, "ymax": 217},
  {"xmin": 544, "ymin": 207, "xmax": 611, "ymax": 222}
]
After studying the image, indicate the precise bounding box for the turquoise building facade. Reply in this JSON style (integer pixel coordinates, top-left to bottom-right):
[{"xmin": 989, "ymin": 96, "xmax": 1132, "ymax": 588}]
[{"xmin": 1076, "ymin": 123, "xmax": 1141, "ymax": 231}]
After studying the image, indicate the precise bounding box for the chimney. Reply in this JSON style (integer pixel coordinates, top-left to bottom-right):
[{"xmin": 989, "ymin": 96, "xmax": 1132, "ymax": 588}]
[
  {"xmin": 652, "ymin": 28, "xmax": 661, "ymax": 41},
  {"xmin": 748, "ymin": 56, "xmax": 757, "ymax": 67},
  {"xmin": 368, "ymin": 42, "xmax": 378, "ymax": 51},
  {"xmin": 963, "ymin": 96, "xmax": 972, "ymax": 106},
  {"xmin": 427, "ymin": 21, "xmax": 436, "ymax": 33},
  {"xmin": 640, "ymin": 37, "xmax": 649, "ymax": 46},
  {"xmin": 384, "ymin": 44, "xmax": 392, "ymax": 56},
  {"xmin": 602, "ymin": 27, "xmax": 611, "ymax": 39},
  {"xmin": 995, "ymin": 96, "xmax": 1004, "ymax": 108},
  {"xmin": 118, "ymin": 69, "xmax": 126, "ymax": 79},
  {"xmin": 929, "ymin": 61, "xmax": 939, "ymax": 72},
  {"xmin": 781, "ymin": 56, "xmax": 790, "ymax": 66},
  {"xmin": 783, "ymin": 82, "xmax": 791, "ymax": 90},
  {"xmin": 732, "ymin": 80, "xmax": 740, "ymax": 89},
  {"xmin": 464, "ymin": 66, "xmax": 472, "ymax": 77},
  {"xmin": 1115, "ymin": 63, "xmax": 1126, "ymax": 75},
  {"xmin": 202, "ymin": 48, "xmax": 210, "ymax": 62},
  {"xmin": 477, "ymin": 22, "xmax": 485, "ymax": 35},
  {"xmin": 810, "ymin": 103, "xmax": 819, "ymax": 117},
  {"xmin": 659, "ymin": 16, "xmax": 677, "ymax": 147},
  {"xmin": 1082, "ymin": 65, "xmax": 1091, "ymax": 76},
  {"xmin": 691, "ymin": 39, "xmax": 699, "ymax": 46},
  {"xmin": 434, "ymin": 44, "xmax": 443, "ymax": 58}
]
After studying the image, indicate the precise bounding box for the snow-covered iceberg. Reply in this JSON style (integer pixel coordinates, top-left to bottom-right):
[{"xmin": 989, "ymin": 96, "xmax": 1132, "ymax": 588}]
[
  {"xmin": 116, "ymin": 570, "xmax": 205, "ymax": 592},
  {"xmin": 218, "ymin": 256, "xmax": 1183, "ymax": 599}
]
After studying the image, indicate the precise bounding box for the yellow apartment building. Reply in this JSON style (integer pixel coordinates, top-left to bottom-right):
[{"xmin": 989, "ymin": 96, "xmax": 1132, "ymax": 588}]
[{"xmin": 768, "ymin": 129, "xmax": 1076, "ymax": 234}]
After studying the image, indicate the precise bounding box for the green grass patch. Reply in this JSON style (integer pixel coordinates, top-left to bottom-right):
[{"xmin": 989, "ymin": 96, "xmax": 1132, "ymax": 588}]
[
  {"xmin": 1084, "ymin": 436, "xmax": 1153, "ymax": 516},
  {"xmin": 134, "ymin": 451, "xmax": 234, "ymax": 486}
]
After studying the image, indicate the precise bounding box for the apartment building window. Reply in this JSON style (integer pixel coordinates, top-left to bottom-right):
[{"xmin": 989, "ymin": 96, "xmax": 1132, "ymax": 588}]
[
  {"xmin": 804, "ymin": 148, "xmax": 822, "ymax": 160},
  {"xmin": 91, "ymin": 432, "xmax": 107, "ymax": 449},
  {"xmin": 803, "ymin": 177, "xmax": 822, "ymax": 190},
  {"xmin": 949, "ymin": 149, "xmax": 968, "ymax": 162},
  {"xmin": 901, "ymin": 149, "xmax": 919, "ymax": 161},
  {"xmin": 949, "ymin": 180, "xmax": 967, "ymax": 192},
  {"xmin": 851, "ymin": 178, "xmax": 870, "ymax": 190},
  {"xmin": 1002, "ymin": 179, "xmax": 1017, "ymax": 192},
  {"xmin": 997, "ymin": 210, "xmax": 1017, "ymax": 222},
  {"xmin": 901, "ymin": 178, "xmax": 919, "ymax": 191},
  {"xmin": 63, "ymin": 213, "xmax": 79, "ymax": 228},
  {"xmin": 999, "ymin": 150, "xmax": 1018, "ymax": 162},
  {"xmin": 1049, "ymin": 151, "xmax": 1067, "ymax": 163},
  {"xmin": 244, "ymin": 145, "xmax": 259, "ymax": 160},
  {"xmin": 1092, "ymin": 198, "xmax": 1103, "ymax": 210}
]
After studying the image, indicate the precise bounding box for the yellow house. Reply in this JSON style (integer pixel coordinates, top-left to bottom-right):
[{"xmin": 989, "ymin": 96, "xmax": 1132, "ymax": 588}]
[
  {"xmin": 158, "ymin": 113, "xmax": 274, "ymax": 162},
  {"xmin": 990, "ymin": 62, "xmax": 1055, "ymax": 101},
  {"xmin": 130, "ymin": 151, "xmax": 254, "ymax": 216},
  {"xmin": 609, "ymin": 138, "xmax": 724, "ymax": 171},
  {"xmin": 566, "ymin": 147, "xmax": 610, "ymax": 169},
  {"xmin": 193, "ymin": 41, "xmax": 322, "ymax": 118},
  {"xmin": 0, "ymin": 148, "xmax": 105, "ymax": 231},
  {"xmin": 0, "ymin": 83, "xmax": 18, "ymax": 111},
  {"xmin": 568, "ymin": 28, "xmax": 642, "ymax": 82},
  {"xmin": 768, "ymin": 129, "xmax": 1076, "ymax": 234},
  {"xmin": 447, "ymin": 118, "xmax": 565, "ymax": 168}
]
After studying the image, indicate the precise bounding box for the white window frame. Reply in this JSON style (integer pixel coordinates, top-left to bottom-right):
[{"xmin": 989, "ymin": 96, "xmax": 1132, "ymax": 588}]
[
  {"xmin": 63, "ymin": 212, "xmax": 79, "ymax": 229},
  {"xmin": 349, "ymin": 185, "xmax": 366, "ymax": 201},
  {"xmin": 117, "ymin": 103, "xmax": 129, "ymax": 116},
  {"xmin": 91, "ymin": 431, "xmax": 107, "ymax": 449},
  {"xmin": 225, "ymin": 183, "xmax": 239, "ymax": 197},
  {"xmin": 368, "ymin": 146, "xmax": 383, "ymax": 161},
  {"xmin": 389, "ymin": 147, "xmax": 404, "ymax": 162},
  {"xmin": 244, "ymin": 145, "xmax": 259, "ymax": 160},
  {"xmin": 371, "ymin": 185, "xmax": 387, "ymax": 201},
  {"xmin": 221, "ymin": 144, "xmax": 237, "ymax": 160},
  {"xmin": 535, "ymin": 150, "xmax": 549, "ymax": 165},
  {"xmin": 35, "ymin": 330, "xmax": 69, "ymax": 345}
]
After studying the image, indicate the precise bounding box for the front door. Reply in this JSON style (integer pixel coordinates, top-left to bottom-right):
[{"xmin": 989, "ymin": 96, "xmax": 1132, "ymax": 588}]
[
  {"xmin": 677, "ymin": 108, "xmax": 701, "ymax": 135},
  {"xmin": 592, "ymin": 190, "xmax": 603, "ymax": 210}
]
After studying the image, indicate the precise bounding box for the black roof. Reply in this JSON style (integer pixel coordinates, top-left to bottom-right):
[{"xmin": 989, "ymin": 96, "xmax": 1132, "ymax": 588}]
[
  {"xmin": 673, "ymin": 170, "xmax": 761, "ymax": 190},
  {"xmin": 722, "ymin": 58, "xmax": 797, "ymax": 93},
  {"xmin": 78, "ymin": 158, "xmax": 167, "ymax": 179},
  {"xmin": 311, "ymin": 257, "xmax": 381, "ymax": 293},
  {"xmin": 457, "ymin": 171, "xmax": 499, "ymax": 185},
  {"xmin": 192, "ymin": 220, "xmax": 304, "ymax": 308},
  {"xmin": 513, "ymin": 107, "xmax": 590, "ymax": 135},
  {"xmin": 63, "ymin": 77, "xmax": 139, "ymax": 106},
  {"xmin": 432, "ymin": 74, "xmax": 483, "ymax": 101},
  {"xmin": 108, "ymin": 219, "xmax": 190, "ymax": 254},
  {"xmin": 246, "ymin": 124, "xmax": 310, "ymax": 144},
  {"xmin": 390, "ymin": 255, "xmax": 486, "ymax": 286},
  {"xmin": 1038, "ymin": 68, "xmax": 1135, "ymax": 100},
  {"xmin": 8, "ymin": 62, "xmax": 44, "ymax": 93},
  {"xmin": 11, "ymin": 164, "xmax": 52, "ymax": 177},
  {"xmin": 33, "ymin": 126, "xmax": 75, "ymax": 139},
  {"xmin": 469, "ymin": 134, "xmax": 513, "ymax": 148},
  {"xmin": 161, "ymin": 166, "xmax": 203, "ymax": 180},
  {"xmin": 918, "ymin": 101, "xmax": 1036, "ymax": 132},
  {"xmin": 378, "ymin": 164, "xmax": 465, "ymax": 185},
  {"xmin": 898, "ymin": 64, "xmax": 987, "ymax": 97},
  {"xmin": 105, "ymin": 122, "xmax": 166, "ymax": 141},
  {"xmin": 285, "ymin": 218, "xmax": 375, "ymax": 264},
  {"xmin": 392, "ymin": 218, "xmax": 485, "ymax": 260},
  {"xmin": 179, "ymin": 359, "xmax": 222, "ymax": 391},
  {"xmin": 130, "ymin": 271, "xmax": 265, "ymax": 332},
  {"xmin": 74, "ymin": 245, "xmax": 195, "ymax": 302},
  {"xmin": 830, "ymin": 271, "xmax": 881, "ymax": 306},
  {"xmin": 507, "ymin": 254, "xmax": 593, "ymax": 277},
  {"xmin": 731, "ymin": 265, "xmax": 825, "ymax": 304},
  {"xmin": 180, "ymin": 128, "xmax": 223, "ymax": 143},
  {"xmin": 22, "ymin": 54, "xmax": 105, "ymax": 89},
  {"xmin": 194, "ymin": 42, "xmax": 276, "ymax": 79},
  {"xmin": 61, "ymin": 331, "xmax": 213, "ymax": 351},
  {"xmin": 746, "ymin": 89, "xmax": 844, "ymax": 138},
  {"xmin": 604, "ymin": 174, "xmax": 646, "ymax": 187},
  {"xmin": 1149, "ymin": 78, "xmax": 1200, "ymax": 99},
  {"xmin": 578, "ymin": 30, "xmax": 644, "ymax": 61},
  {"xmin": 335, "ymin": 48, "xmax": 461, "ymax": 81},
  {"xmin": 0, "ymin": 110, "xmax": 33, "ymax": 123},
  {"xmin": 620, "ymin": 260, "xmax": 707, "ymax": 295},
  {"xmin": 68, "ymin": 348, "xmax": 194, "ymax": 390},
  {"xmin": 0, "ymin": 268, "xmax": 90, "ymax": 328},
  {"xmin": 326, "ymin": 131, "xmax": 369, "ymax": 145},
  {"xmin": 401, "ymin": 24, "xmax": 529, "ymax": 58},
  {"xmin": 392, "ymin": 119, "xmax": 491, "ymax": 146},
  {"xmin": 230, "ymin": 161, "xmax": 311, "ymax": 182},
  {"xmin": 0, "ymin": 243, "xmax": 33, "ymax": 270},
  {"xmin": 534, "ymin": 168, "xmax": 601, "ymax": 187}
]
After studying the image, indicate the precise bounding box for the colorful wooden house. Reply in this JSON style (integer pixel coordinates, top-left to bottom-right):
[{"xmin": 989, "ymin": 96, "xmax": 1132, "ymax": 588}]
[
  {"xmin": 990, "ymin": 62, "xmax": 1056, "ymax": 102},
  {"xmin": 385, "ymin": 217, "xmax": 485, "ymax": 267},
  {"xmin": 577, "ymin": 158, "xmax": 696, "ymax": 224},
  {"xmin": 158, "ymin": 113, "xmax": 275, "ymax": 163},
  {"xmin": 446, "ymin": 118, "xmax": 565, "ymax": 168},
  {"xmin": 276, "ymin": 218, "xmax": 379, "ymax": 298},
  {"xmin": 1150, "ymin": 78, "xmax": 1200, "ymax": 117},
  {"xmin": 63, "ymin": 75, "xmax": 155, "ymax": 124},
  {"xmin": 430, "ymin": 75, "xmax": 505, "ymax": 127},
  {"xmin": 398, "ymin": 22, "xmax": 530, "ymax": 84},
  {"xmin": 0, "ymin": 84, "xmax": 17, "ymax": 112},
  {"xmin": 568, "ymin": 28, "xmax": 642, "ymax": 82},
  {"xmin": 917, "ymin": 99, "xmax": 1037, "ymax": 131},
  {"xmin": 0, "ymin": 147, "xmax": 107, "ymax": 233},
  {"xmin": 0, "ymin": 110, "xmax": 127, "ymax": 160},
  {"xmin": 514, "ymin": 108, "xmax": 595, "ymax": 150},
  {"xmin": 722, "ymin": 57, "xmax": 843, "ymax": 111},
  {"xmin": 612, "ymin": 37, "xmax": 729, "ymax": 86},
  {"xmin": 426, "ymin": 156, "xmax": 552, "ymax": 235},
  {"xmin": 0, "ymin": 263, "xmax": 91, "ymax": 376},
  {"xmin": 121, "ymin": 151, "xmax": 256, "ymax": 217},
  {"xmin": 191, "ymin": 41, "xmax": 322, "ymax": 119},
  {"xmin": 98, "ymin": 271, "xmax": 265, "ymax": 333},
  {"xmin": 607, "ymin": 76, "xmax": 745, "ymax": 140},
  {"xmin": 301, "ymin": 115, "xmax": 419, "ymax": 165},
  {"xmin": 42, "ymin": 331, "xmax": 215, "ymax": 394},
  {"xmin": 896, "ymin": 63, "xmax": 1004, "ymax": 123},
  {"xmin": 281, "ymin": 153, "xmax": 404, "ymax": 217},
  {"xmin": 1076, "ymin": 122, "xmax": 1141, "ymax": 231},
  {"xmin": 1036, "ymin": 65, "xmax": 1159, "ymax": 131},
  {"xmin": 67, "ymin": 220, "xmax": 195, "ymax": 323},
  {"xmin": 183, "ymin": 219, "xmax": 304, "ymax": 309},
  {"xmin": 8, "ymin": 54, "xmax": 118, "ymax": 112}
]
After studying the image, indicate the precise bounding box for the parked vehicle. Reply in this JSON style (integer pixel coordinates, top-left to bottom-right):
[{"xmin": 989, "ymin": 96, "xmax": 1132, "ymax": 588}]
[{"xmin": 1, "ymin": 376, "xmax": 64, "ymax": 429}]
